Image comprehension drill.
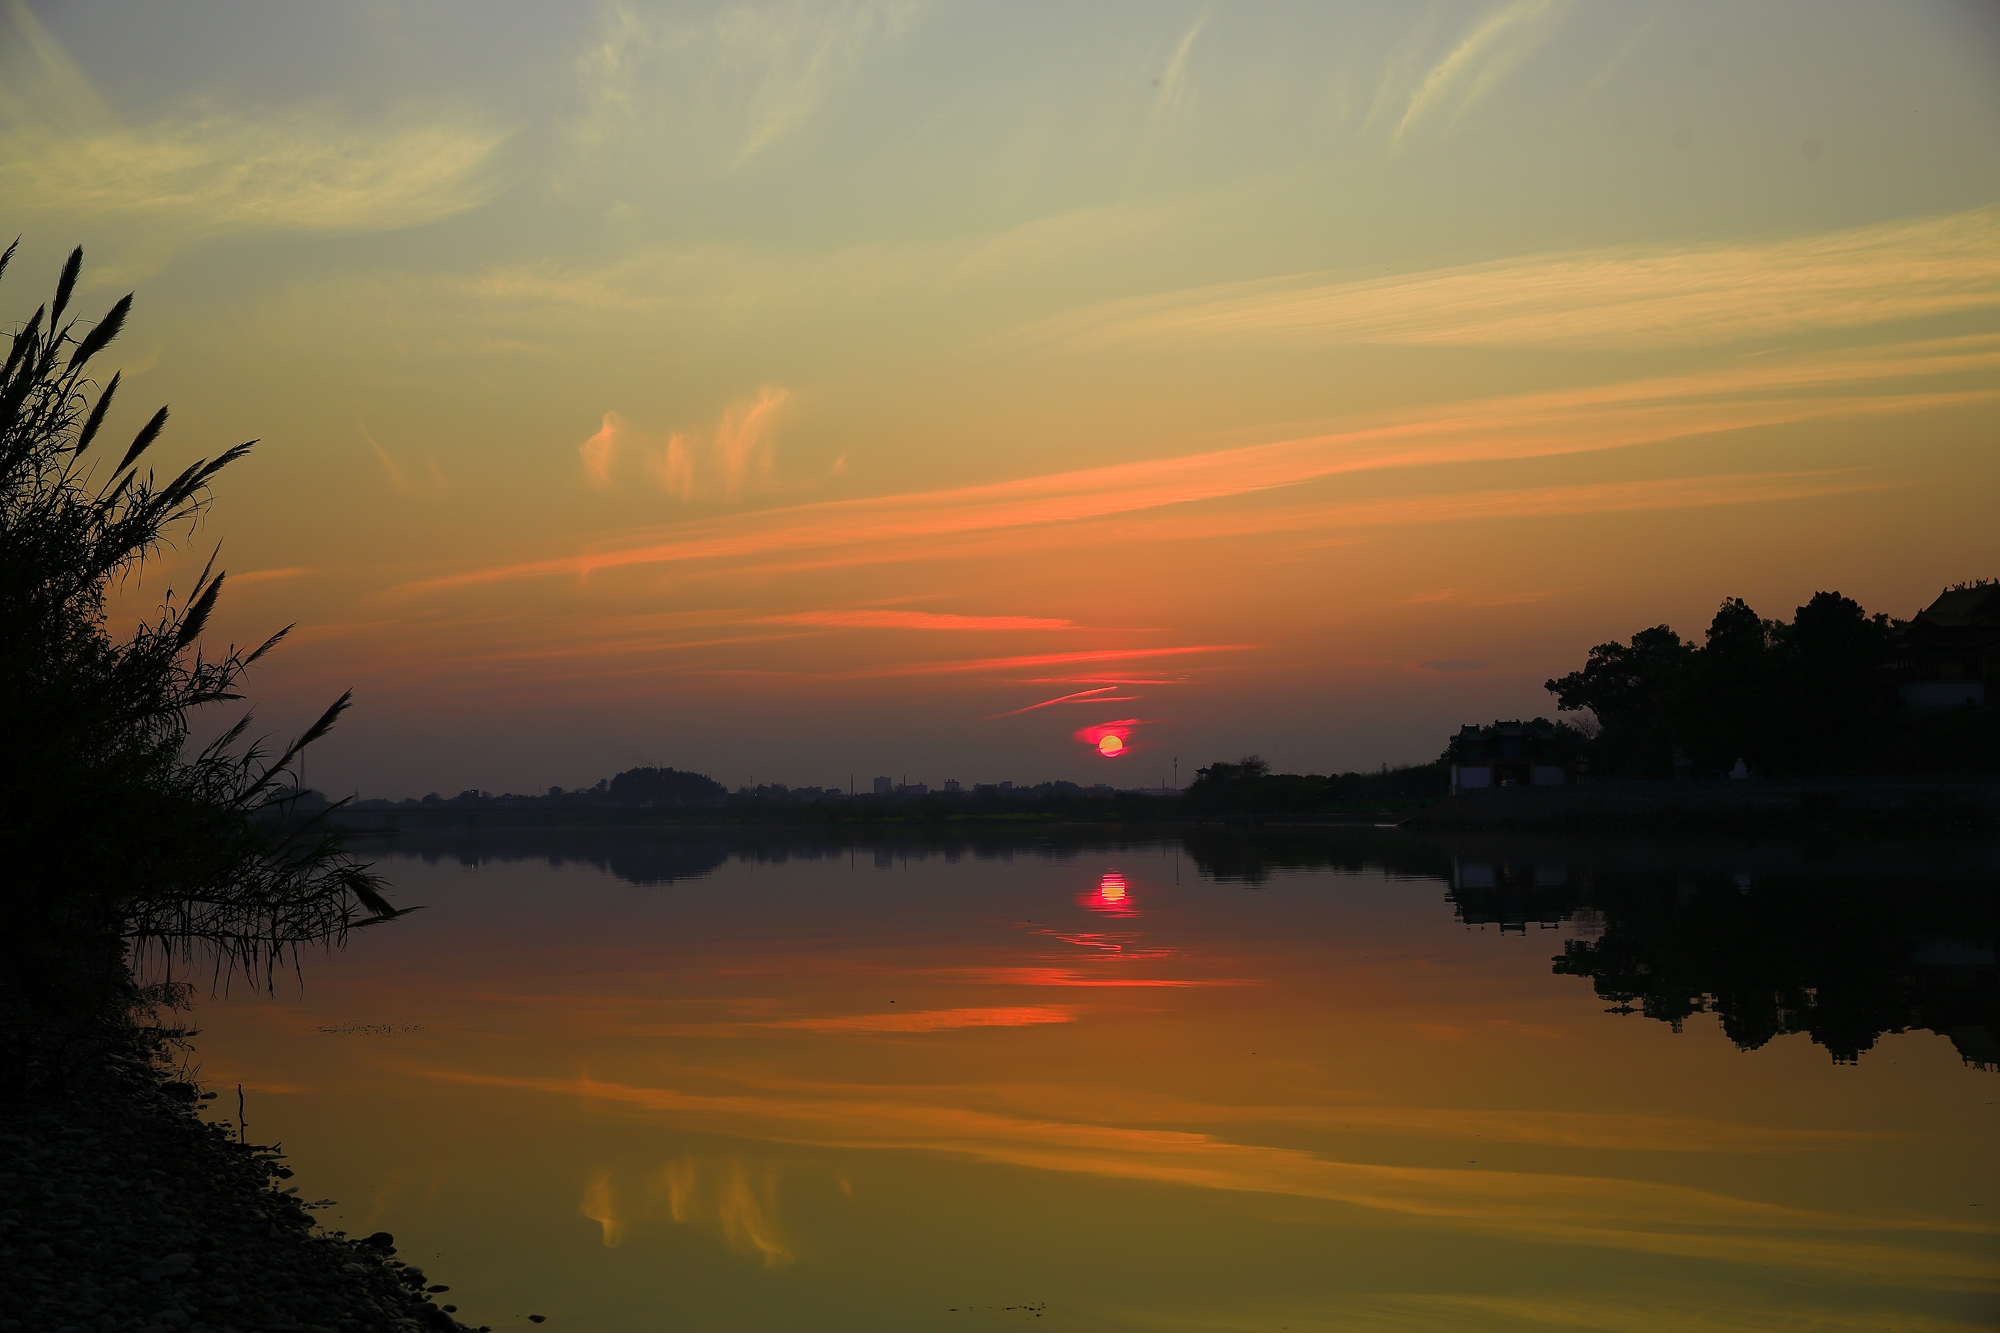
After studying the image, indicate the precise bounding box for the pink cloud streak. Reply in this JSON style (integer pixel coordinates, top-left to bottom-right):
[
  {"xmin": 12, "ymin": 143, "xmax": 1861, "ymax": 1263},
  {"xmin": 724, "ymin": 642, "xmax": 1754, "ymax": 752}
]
[
  {"xmin": 757, "ymin": 609, "xmax": 1077, "ymax": 631},
  {"xmin": 834, "ymin": 645, "xmax": 1254, "ymax": 679},
  {"xmin": 767, "ymin": 1006, "xmax": 1078, "ymax": 1033},
  {"xmin": 397, "ymin": 338, "xmax": 1994, "ymax": 598},
  {"xmin": 985, "ymin": 685, "xmax": 1121, "ymax": 718}
]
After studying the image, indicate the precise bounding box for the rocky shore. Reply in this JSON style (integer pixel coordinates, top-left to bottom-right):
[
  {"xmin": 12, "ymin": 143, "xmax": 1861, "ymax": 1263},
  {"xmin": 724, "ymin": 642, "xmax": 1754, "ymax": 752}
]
[{"xmin": 0, "ymin": 1047, "xmax": 490, "ymax": 1333}]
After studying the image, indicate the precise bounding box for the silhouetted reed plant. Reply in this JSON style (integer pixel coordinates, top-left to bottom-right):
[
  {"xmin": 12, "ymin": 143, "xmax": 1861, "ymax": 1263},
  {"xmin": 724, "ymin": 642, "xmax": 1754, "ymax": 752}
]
[{"xmin": 0, "ymin": 244, "xmax": 394, "ymax": 1087}]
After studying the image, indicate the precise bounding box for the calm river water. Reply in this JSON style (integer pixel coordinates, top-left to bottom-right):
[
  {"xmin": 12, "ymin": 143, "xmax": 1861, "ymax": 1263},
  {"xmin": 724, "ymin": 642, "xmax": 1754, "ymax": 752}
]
[{"xmin": 186, "ymin": 827, "xmax": 1999, "ymax": 1332}]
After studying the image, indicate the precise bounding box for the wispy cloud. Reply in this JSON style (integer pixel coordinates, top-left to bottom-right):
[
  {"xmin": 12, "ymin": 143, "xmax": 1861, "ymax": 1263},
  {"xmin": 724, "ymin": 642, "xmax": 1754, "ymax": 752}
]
[
  {"xmin": 401, "ymin": 338, "xmax": 1980, "ymax": 595},
  {"xmin": 1034, "ymin": 208, "xmax": 2000, "ymax": 351},
  {"xmin": 757, "ymin": 609, "xmax": 1077, "ymax": 631},
  {"xmin": 728, "ymin": 1, "xmax": 922, "ymax": 161},
  {"xmin": 1152, "ymin": 14, "xmax": 1209, "ymax": 118},
  {"xmin": 568, "ymin": 0, "xmax": 925, "ymax": 173},
  {"xmin": 833, "ymin": 646, "xmax": 1253, "ymax": 680},
  {"xmin": 458, "ymin": 194, "xmax": 1185, "ymax": 323},
  {"xmin": 767, "ymin": 1005, "xmax": 1077, "ymax": 1033},
  {"xmin": 1271, "ymin": 470, "xmax": 1884, "ymax": 539},
  {"xmin": 0, "ymin": 1, "xmax": 505, "ymax": 254},
  {"xmin": 580, "ymin": 387, "xmax": 793, "ymax": 500},
  {"xmin": 950, "ymin": 967, "xmax": 1247, "ymax": 988},
  {"xmin": 1394, "ymin": 0, "xmax": 1569, "ymax": 144},
  {"xmin": 816, "ymin": 470, "xmax": 1883, "ymax": 580},
  {"xmin": 327, "ymin": 621, "xmax": 1241, "ymax": 694},
  {"xmin": 227, "ymin": 567, "xmax": 312, "ymax": 588},
  {"xmin": 941, "ymin": 198, "xmax": 1188, "ymax": 291},
  {"xmin": 987, "ymin": 685, "xmax": 1125, "ymax": 718},
  {"xmin": 364, "ymin": 426, "xmax": 451, "ymax": 498}
]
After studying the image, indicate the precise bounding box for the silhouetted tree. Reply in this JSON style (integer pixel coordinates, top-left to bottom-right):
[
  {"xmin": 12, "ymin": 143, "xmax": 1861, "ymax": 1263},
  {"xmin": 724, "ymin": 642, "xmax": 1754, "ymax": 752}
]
[
  {"xmin": 0, "ymin": 244, "xmax": 392, "ymax": 1078},
  {"xmin": 1674, "ymin": 598, "xmax": 1779, "ymax": 773},
  {"xmin": 1543, "ymin": 625, "xmax": 1696, "ymax": 777},
  {"xmin": 1196, "ymin": 755, "xmax": 1270, "ymax": 785},
  {"xmin": 1775, "ymin": 591, "xmax": 1895, "ymax": 771},
  {"xmin": 1546, "ymin": 593, "xmax": 1910, "ymax": 778}
]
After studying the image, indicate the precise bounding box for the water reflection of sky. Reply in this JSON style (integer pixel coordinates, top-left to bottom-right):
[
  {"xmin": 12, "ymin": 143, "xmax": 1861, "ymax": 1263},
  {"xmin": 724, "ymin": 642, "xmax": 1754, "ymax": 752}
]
[{"xmin": 186, "ymin": 831, "xmax": 2000, "ymax": 1333}]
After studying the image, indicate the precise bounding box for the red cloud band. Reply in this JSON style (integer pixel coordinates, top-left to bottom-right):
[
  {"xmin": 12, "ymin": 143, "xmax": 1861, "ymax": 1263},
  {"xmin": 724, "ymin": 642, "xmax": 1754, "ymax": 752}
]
[{"xmin": 1075, "ymin": 718, "xmax": 1142, "ymax": 757}]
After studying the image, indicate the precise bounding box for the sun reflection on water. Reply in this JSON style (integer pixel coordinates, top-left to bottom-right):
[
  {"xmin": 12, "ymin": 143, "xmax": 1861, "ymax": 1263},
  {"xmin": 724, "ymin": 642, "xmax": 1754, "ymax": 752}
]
[{"xmin": 1084, "ymin": 870, "xmax": 1138, "ymax": 917}]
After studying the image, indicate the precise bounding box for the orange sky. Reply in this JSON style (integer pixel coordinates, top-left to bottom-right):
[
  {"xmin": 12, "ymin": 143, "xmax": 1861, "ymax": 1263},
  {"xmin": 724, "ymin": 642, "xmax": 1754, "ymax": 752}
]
[{"xmin": 4, "ymin": 0, "xmax": 1998, "ymax": 793}]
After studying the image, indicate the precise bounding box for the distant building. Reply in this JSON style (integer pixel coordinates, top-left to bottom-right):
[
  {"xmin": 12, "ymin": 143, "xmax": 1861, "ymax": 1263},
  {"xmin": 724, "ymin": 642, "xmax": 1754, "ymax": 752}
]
[
  {"xmin": 873, "ymin": 776, "xmax": 892, "ymax": 795},
  {"xmin": 943, "ymin": 779, "xmax": 962, "ymax": 793},
  {"xmin": 1446, "ymin": 719, "xmax": 1578, "ymax": 795},
  {"xmin": 1889, "ymin": 582, "xmax": 2000, "ymax": 710}
]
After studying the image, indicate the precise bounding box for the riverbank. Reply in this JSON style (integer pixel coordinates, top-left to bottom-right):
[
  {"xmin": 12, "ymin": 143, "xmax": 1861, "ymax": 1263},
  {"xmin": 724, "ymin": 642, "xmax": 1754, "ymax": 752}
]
[
  {"xmin": 1404, "ymin": 775, "xmax": 2000, "ymax": 830},
  {"xmin": 318, "ymin": 778, "xmax": 1999, "ymax": 836},
  {"xmin": 320, "ymin": 803, "xmax": 1181, "ymax": 833},
  {"xmin": 0, "ymin": 1034, "xmax": 491, "ymax": 1333},
  {"xmin": 317, "ymin": 800, "xmax": 1429, "ymax": 835}
]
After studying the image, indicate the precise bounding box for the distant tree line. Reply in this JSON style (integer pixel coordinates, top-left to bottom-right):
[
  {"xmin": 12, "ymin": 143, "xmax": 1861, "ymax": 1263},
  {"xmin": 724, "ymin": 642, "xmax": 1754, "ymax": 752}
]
[
  {"xmin": 1178, "ymin": 756, "xmax": 1447, "ymax": 818},
  {"xmin": 355, "ymin": 764, "xmax": 729, "ymax": 811},
  {"xmin": 1545, "ymin": 591, "xmax": 1997, "ymax": 779},
  {"xmin": 363, "ymin": 768, "xmax": 1213, "ymax": 819},
  {"xmin": 359, "ymin": 772, "xmax": 1185, "ymax": 824}
]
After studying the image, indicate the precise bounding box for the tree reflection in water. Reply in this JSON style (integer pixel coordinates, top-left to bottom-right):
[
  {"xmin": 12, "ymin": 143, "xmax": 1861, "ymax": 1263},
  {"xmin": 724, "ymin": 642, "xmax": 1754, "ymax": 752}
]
[
  {"xmin": 1178, "ymin": 826, "xmax": 1999, "ymax": 1069},
  {"xmin": 354, "ymin": 825, "xmax": 1999, "ymax": 1069},
  {"xmin": 1442, "ymin": 846, "xmax": 1999, "ymax": 1068},
  {"xmin": 1544, "ymin": 871, "xmax": 1997, "ymax": 1067}
]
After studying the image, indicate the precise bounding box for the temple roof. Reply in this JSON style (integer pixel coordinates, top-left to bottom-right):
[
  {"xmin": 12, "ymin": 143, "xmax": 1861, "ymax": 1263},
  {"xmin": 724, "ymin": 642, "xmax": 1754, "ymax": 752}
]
[{"xmin": 1914, "ymin": 583, "xmax": 2000, "ymax": 628}]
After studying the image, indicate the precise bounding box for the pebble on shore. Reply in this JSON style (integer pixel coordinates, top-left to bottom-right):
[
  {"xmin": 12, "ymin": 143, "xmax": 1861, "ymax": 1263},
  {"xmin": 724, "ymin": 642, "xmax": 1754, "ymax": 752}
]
[{"xmin": 0, "ymin": 1052, "xmax": 493, "ymax": 1333}]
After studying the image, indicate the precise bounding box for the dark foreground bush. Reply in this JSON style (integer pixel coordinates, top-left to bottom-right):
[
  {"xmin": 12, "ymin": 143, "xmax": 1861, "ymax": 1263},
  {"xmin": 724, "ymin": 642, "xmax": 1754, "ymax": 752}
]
[{"xmin": 0, "ymin": 244, "xmax": 394, "ymax": 1091}]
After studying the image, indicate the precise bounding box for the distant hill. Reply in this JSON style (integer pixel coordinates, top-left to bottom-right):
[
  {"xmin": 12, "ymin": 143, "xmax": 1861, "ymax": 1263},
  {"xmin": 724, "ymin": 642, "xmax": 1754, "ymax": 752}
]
[{"xmin": 607, "ymin": 765, "xmax": 727, "ymax": 807}]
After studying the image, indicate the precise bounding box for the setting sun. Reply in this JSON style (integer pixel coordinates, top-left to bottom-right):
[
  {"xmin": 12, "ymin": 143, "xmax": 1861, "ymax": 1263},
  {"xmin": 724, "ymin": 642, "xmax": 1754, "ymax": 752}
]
[{"xmin": 1077, "ymin": 720, "xmax": 1141, "ymax": 757}]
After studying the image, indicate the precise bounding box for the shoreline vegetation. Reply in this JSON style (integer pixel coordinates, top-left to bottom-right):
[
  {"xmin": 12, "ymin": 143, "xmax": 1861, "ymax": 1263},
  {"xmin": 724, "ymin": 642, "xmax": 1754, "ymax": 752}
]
[
  {"xmin": 311, "ymin": 770, "xmax": 2000, "ymax": 833},
  {"xmin": 2, "ymin": 249, "xmax": 487, "ymax": 1332}
]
